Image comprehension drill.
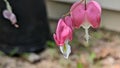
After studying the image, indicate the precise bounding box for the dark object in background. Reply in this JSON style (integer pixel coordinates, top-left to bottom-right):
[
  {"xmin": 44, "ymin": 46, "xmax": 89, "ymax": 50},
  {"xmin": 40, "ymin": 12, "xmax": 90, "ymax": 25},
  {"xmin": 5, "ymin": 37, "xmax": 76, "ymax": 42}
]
[{"xmin": 0, "ymin": 0, "xmax": 50, "ymax": 54}]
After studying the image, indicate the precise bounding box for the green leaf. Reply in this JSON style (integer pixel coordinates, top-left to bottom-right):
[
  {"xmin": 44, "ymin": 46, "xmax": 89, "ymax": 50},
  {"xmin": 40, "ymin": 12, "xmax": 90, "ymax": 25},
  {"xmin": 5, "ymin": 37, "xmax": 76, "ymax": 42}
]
[
  {"xmin": 93, "ymin": 32, "xmax": 103, "ymax": 39},
  {"xmin": 9, "ymin": 47, "xmax": 18, "ymax": 56},
  {"xmin": 46, "ymin": 41, "xmax": 56, "ymax": 48},
  {"xmin": 77, "ymin": 62, "xmax": 83, "ymax": 68},
  {"xmin": 89, "ymin": 52, "xmax": 96, "ymax": 62},
  {"xmin": 21, "ymin": 53, "xmax": 30, "ymax": 58},
  {"xmin": 0, "ymin": 51, "xmax": 5, "ymax": 56}
]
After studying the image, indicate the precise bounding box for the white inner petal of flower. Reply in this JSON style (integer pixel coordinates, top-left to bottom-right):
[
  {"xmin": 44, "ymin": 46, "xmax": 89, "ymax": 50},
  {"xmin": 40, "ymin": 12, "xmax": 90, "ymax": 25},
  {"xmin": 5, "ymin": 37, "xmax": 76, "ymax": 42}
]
[
  {"xmin": 81, "ymin": 20, "xmax": 91, "ymax": 43},
  {"xmin": 59, "ymin": 40, "xmax": 71, "ymax": 59}
]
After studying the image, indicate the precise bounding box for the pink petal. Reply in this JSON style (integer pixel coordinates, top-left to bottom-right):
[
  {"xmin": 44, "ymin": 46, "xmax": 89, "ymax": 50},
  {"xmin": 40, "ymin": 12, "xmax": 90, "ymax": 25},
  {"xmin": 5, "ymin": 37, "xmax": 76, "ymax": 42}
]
[
  {"xmin": 3, "ymin": 10, "xmax": 17, "ymax": 25},
  {"xmin": 53, "ymin": 34, "xmax": 63, "ymax": 46},
  {"xmin": 64, "ymin": 16, "xmax": 73, "ymax": 30},
  {"xmin": 54, "ymin": 18, "xmax": 73, "ymax": 46},
  {"xmin": 56, "ymin": 19, "xmax": 64, "ymax": 41},
  {"xmin": 10, "ymin": 13, "xmax": 17, "ymax": 24},
  {"xmin": 60, "ymin": 26, "xmax": 70, "ymax": 42},
  {"xmin": 68, "ymin": 29, "xmax": 73, "ymax": 41},
  {"xmin": 70, "ymin": 2, "xmax": 85, "ymax": 28},
  {"xmin": 91, "ymin": 0, "xmax": 102, "ymax": 14},
  {"xmin": 3, "ymin": 10, "xmax": 11, "ymax": 19},
  {"xmin": 70, "ymin": 2, "xmax": 81, "ymax": 11},
  {"xmin": 64, "ymin": 16, "xmax": 73, "ymax": 41},
  {"xmin": 86, "ymin": 1, "xmax": 101, "ymax": 28}
]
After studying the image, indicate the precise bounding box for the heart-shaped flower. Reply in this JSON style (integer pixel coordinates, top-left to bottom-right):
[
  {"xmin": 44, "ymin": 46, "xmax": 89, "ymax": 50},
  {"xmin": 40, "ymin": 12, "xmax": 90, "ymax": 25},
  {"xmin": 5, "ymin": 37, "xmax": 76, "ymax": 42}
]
[
  {"xmin": 70, "ymin": 0, "xmax": 101, "ymax": 43},
  {"xmin": 53, "ymin": 16, "xmax": 73, "ymax": 59},
  {"xmin": 70, "ymin": 0, "xmax": 101, "ymax": 28},
  {"xmin": 53, "ymin": 16, "xmax": 73, "ymax": 46}
]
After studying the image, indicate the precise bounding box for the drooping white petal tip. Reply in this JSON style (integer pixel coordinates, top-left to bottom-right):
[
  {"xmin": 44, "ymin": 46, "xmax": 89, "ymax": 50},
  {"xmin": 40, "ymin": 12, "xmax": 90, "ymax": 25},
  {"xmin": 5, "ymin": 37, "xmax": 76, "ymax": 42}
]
[
  {"xmin": 82, "ymin": 21, "xmax": 91, "ymax": 43},
  {"xmin": 60, "ymin": 43, "xmax": 71, "ymax": 59}
]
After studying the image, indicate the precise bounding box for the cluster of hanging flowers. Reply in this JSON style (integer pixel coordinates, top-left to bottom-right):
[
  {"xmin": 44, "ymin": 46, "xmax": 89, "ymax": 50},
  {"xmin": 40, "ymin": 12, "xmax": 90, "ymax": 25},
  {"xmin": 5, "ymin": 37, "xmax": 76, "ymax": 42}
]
[{"xmin": 53, "ymin": 0, "xmax": 102, "ymax": 59}]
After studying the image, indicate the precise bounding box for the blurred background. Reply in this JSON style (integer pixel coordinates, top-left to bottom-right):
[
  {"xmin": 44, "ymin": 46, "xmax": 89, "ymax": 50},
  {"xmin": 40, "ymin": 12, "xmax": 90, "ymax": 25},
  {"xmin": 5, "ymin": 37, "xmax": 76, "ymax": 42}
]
[
  {"xmin": 47, "ymin": 0, "xmax": 120, "ymax": 32},
  {"xmin": 0, "ymin": 0, "xmax": 120, "ymax": 68}
]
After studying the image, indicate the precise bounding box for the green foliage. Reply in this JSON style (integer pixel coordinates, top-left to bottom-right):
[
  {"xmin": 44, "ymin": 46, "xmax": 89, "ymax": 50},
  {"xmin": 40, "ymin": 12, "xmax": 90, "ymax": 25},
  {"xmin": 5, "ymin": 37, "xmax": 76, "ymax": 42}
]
[
  {"xmin": 46, "ymin": 41, "xmax": 56, "ymax": 48},
  {"xmin": 89, "ymin": 52, "xmax": 96, "ymax": 63},
  {"xmin": 0, "ymin": 51, "xmax": 5, "ymax": 56},
  {"xmin": 9, "ymin": 47, "xmax": 18, "ymax": 56},
  {"xmin": 92, "ymin": 32, "xmax": 103, "ymax": 39},
  {"xmin": 77, "ymin": 62, "xmax": 83, "ymax": 68},
  {"xmin": 21, "ymin": 53, "xmax": 30, "ymax": 58}
]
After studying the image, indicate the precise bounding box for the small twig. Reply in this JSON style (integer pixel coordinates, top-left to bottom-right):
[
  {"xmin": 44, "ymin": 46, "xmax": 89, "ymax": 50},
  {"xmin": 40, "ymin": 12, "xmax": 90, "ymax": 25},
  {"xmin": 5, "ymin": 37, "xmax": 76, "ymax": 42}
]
[{"xmin": 62, "ymin": 12, "xmax": 70, "ymax": 17}]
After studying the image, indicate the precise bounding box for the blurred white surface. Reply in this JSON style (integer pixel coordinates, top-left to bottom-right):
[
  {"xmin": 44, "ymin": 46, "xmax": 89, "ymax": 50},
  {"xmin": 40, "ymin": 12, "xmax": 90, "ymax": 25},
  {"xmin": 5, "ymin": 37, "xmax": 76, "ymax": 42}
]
[{"xmin": 52, "ymin": 0, "xmax": 120, "ymax": 11}]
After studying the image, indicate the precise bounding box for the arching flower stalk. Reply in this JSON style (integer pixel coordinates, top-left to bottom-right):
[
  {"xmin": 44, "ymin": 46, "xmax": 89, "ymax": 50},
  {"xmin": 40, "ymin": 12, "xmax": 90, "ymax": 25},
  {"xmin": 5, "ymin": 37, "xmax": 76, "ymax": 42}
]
[
  {"xmin": 70, "ymin": 0, "xmax": 101, "ymax": 43},
  {"xmin": 53, "ymin": 16, "xmax": 73, "ymax": 59},
  {"xmin": 53, "ymin": 0, "xmax": 101, "ymax": 59},
  {"xmin": 3, "ymin": 0, "xmax": 19, "ymax": 28}
]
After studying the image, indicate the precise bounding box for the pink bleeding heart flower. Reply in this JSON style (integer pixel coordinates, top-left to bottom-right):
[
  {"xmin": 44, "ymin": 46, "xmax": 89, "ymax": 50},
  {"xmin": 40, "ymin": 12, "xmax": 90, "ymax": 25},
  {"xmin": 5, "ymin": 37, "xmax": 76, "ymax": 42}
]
[
  {"xmin": 86, "ymin": 0, "xmax": 101, "ymax": 28},
  {"xmin": 53, "ymin": 16, "xmax": 73, "ymax": 46},
  {"xmin": 53, "ymin": 16, "xmax": 73, "ymax": 59},
  {"xmin": 70, "ymin": 2, "xmax": 85, "ymax": 28},
  {"xmin": 70, "ymin": 0, "xmax": 101, "ymax": 43},
  {"xmin": 3, "ymin": 10, "xmax": 19, "ymax": 28},
  {"xmin": 70, "ymin": 0, "xmax": 101, "ymax": 28}
]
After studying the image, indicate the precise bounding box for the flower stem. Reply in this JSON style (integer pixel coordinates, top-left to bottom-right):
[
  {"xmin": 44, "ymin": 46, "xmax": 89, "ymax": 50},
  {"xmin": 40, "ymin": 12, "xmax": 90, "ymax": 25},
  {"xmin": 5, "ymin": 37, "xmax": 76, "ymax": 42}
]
[
  {"xmin": 62, "ymin": 0, "xmax": 84, "ymax": 17},
  {"xmin": 4, "ymin": 0, "xmax": 12, "ymax": 12},
  {"xmin": 62, "ymin": 12, "xmax": 70, "ymax": 17},
  {"xmin": 85, "ymin": 0, "xmax": 87, "ymax": 10}
]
